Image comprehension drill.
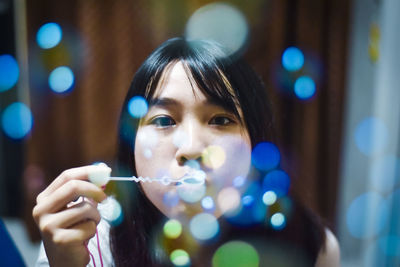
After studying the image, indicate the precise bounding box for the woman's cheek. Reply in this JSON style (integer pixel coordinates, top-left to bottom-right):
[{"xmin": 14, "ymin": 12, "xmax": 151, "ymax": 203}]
[{"xmin": 135, "ymin": 138, "xmax": 175, "ymax": 179}]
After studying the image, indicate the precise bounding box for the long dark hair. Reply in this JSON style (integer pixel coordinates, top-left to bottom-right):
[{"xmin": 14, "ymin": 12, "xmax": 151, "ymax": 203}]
[{"xmin": 110, "ymin": 37, "xmax": 325, "ymax": 266}]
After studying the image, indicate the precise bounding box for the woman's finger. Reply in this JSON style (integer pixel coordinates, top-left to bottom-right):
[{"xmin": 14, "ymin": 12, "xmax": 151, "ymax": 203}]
[
  {"xmin": 51, "ymin": 220, "xmax": 98, "ymax": 246},
  {"xmin": 55, "ymin": 199, "xmax": 101, "ymax": 229},
  {"xmin": 34, "ymin": 179, "xmax": 107, "ymax": 216},
  {"xmin": 36, "ymin": 165, "xmax": 109, "ymax": 202}
]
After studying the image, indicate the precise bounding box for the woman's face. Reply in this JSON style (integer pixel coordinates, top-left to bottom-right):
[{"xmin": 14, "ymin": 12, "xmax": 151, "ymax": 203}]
[{"xmin": 134, "ymin": 61, "xmax": 252, "ymax": 219}]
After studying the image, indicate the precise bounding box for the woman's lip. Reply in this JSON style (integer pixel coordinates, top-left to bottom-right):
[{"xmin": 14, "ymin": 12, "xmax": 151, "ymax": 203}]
[{"xmin": 168, "ymin": 170, "xmax": 208, "ymax": 186}]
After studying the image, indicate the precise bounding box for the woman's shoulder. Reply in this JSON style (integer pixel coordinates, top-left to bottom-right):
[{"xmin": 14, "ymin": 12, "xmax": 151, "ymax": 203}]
[{"xmin": 315, "ymin": 228, "xmax": 340, "ymax": 267}]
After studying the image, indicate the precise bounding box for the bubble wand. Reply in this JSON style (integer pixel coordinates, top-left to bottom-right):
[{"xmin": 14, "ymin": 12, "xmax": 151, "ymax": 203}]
[{"xmin": 88, "ymin": 164, "xmax": 205, "ymax": 187}]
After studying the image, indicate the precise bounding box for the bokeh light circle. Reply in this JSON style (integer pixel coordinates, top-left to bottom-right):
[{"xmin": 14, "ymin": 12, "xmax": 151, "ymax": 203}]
[
  {"xmin": 262, "ymin": 190, "xmax": 277, "ymax": 206},
  {"xmin": 185, "ymin": 2, "xmax": 248, "ymax": 56},
  {"xmin": 282, "ymin": 47, "xmax": 304, "ymax": 72},
  {"xmin": 1, "ymin": 102, "xmax": 33, "ymax": 139},
  {"xmin": 262, "ymin": 170, "xmax": 290, "ymax": 197},
  {"xmin": 170, "ymin": 249, "xmax": 190, "ymax": 266},
  {"xmin": 48, "ymin": 66, "xmax": 74, "ymax": 93},
  {"xmin": 163, "ymin": 191, "xmax": 180, "ymax": 207},
  {"xmin": 36, "ymin": 22, "xmax": 63, "ymax": 49},
  {"xmin": 0, "ymin": 54, "xmax": 19, "ymax": 92},
  {"xmin": 270, "ymin": 212, "xmax": 286, "ymax": 230},
  {"xmin": 189, "ymin": 213, "xmax": 219, "ymax": 241},
  {"xmin": 177, "ymin": 183, "xmax": 206, "ymax": 203},
  {"xmin": 251, "ymin": 142, "xmax": 280, "ymax": 171},
  {"xmin": 163, "ymin": 219, "xmax": 182, "ymax": 239},
  {"xmin": 136, "ymin": 127, "xmax": 158, "ymax": 148},
  {"xmin": 202, "ymin": 145, "xmax": 226, "ymax": 169},
  {"xmin": 242, "ymin": 195, "xmax": 254, "ymax": 206},
  {"xmin": 354, "ymin": 117, "xmax": 388, "ymax": 156},
  {"xmin": 233, "ymin": 175, "xmax": 246, "ymax": 188},
  {"xmin": 201, "ymin": 196, "xmax": 215, "ymax": 211},
  {"xmin": 128, "ymin": 96, "xmax": 148, "ymax": 118},
  {"xmin": 226, "ymin": 182, "xmax": 266, "ymax": 226},
  {"xmin": 217, "ymin": 187, "xmax": 241, "ymax": 215},
  {"xmin": 370, "ymin": 154, "xmax": 400, "ymax": 193},
  {"xmin": 294, "ymin": 76, "xmax": 316, "ymax": 100},
  {"xmin": 212, "ymin": 241, "xmax": 259, "ymax": 267},
  {"xmin": 98, "ymin": 196, "xmax": 123, "ymax": 226},
  {"xmin": 346, "ymin": 192, "xmax": 389, "ymax": 239}
]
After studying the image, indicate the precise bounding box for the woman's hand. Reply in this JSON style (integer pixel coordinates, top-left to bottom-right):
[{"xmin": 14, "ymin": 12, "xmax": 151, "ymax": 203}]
[{"xmin": 32, "ymin": 166, "xmax": 108, "ymax": 267}]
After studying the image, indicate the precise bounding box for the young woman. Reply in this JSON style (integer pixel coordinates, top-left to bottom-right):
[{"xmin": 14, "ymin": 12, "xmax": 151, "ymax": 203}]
[{"xmin": 33, "ymin": 37, "xmax": 340, "ymax": 266}]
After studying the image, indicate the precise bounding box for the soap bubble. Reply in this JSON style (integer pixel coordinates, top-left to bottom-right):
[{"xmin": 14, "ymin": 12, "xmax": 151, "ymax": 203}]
[
  {"xmin": 354, "ymin": 117, "xmax": 388, "ymax": 156},
  {"xmin": 212, "ymin": 241, "xmax": 259, "ymax": 267},
  {"xmin": 270, "ymin": 212, "xmax": 286, "ymax": 230},
  {"xmin": 1, "ymin": 102, "xmax": 33, "ymax": 139},
  {"xmin": 262, "ymin": 170, "xmax": 290, "ymax": 197},
  {"xmin": 177, "ymin": 183, "xmax": 206, "ymax": 203},
  {"xmin": 136, "ymin": 127, "xmax": 158, "ymax": 148},
  {"xmin": 262, "ymin": 190, "xmax": 277, "ymax": 206},
  {"xmin": 36, "ymin": 22, "xmax": 62, "ymax": 49},
  {"xmin": 226, "ymin": 182, "xmax": 266, "ymax": 226},
  {"xmin": 233, "ymin": 176, "xmax": 246, "ymax": 188},
  {"xmin": 0, "ymin": 54, "xmax": 19, "ymax": 92},
  {"xmin": 282, "ymin": 47, "xmax": 304, "ymax": 72},
  {"xmin": 185, "ymin": 2, "xmax": 248, "ymax": 56},
  {"xmin": 143, "ymin": 148, "xmax": 152, "ymax": 159},
  {"xmin": 48, "ymin": 66, "xmax": 74, "ymax": 93},
  {"xmin": 242, "ymin": 195, "xmax": 254, "ymax": 206},
  {"xmin": 346, "ymin": 192, "xmax": 389, "ymax": 239},
  {"xmin": 163, "ymin": 219, "xmax": 182, "ymax": 239},
  {"xmin": 98, "ymin": 197, "xmax": 123, "ymax": 226},
  {"xmin": 170, "ymin": 249, "xmax": 190, "ymax": 266},
  {"xmin": 128, "ymin": 96, "xmax": 148, "ymax": 118},
  {"xmin": 201, "ymin": 196, "xmax": 215, "ymax": 211},
  {"xmin": 202, "ymin": 145, "xmax": 226, "ymax": 169},
  {"xmin": 217, "ymin": 187, "xmax": 241, "ymax": 215},
  {"xmin": 208, "ymin": 136, "xmax": 252, "ymax": 187},
  {"xmin": 294, "ymin": 76, "xmax": 316, "ymax": 100},
  {"xmin": 163, "ymin": 191, "xmax": 180, "ymax": 207},
  {"xmin": 251, "ymin": 142, "xmax": 280, "ymax": 171},
  {"xmin": 189, "ymin": 213, "xmax": 219, "ymax": 241}
]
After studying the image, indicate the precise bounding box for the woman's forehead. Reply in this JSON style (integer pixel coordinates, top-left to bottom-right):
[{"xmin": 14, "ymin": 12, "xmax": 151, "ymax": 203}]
[{"xmin": 152, "ymin": 61, "xmax": 205, "ymax": 100}]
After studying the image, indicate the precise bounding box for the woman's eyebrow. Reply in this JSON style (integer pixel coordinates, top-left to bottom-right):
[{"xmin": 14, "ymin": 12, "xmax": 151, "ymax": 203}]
[
  {"xmin": 148, "ymin": 97, "xmax": 181, "ymax": 108},
  {"xmin": 148, "ymin": 97, "xmax": 236, "ymax": 113},
  {"xmin": 149, "ymin": 97, "xmax": 218, "ymax": 107}
]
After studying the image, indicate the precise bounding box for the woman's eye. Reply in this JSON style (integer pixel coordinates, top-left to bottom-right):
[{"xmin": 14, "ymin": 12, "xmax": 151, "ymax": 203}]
[
  {"xmin": 150, "ymin": 116, "xmax": 176, "ymax": 127},
  {"xmin": 209, "ymin": 116, "xmax": 235, "ymax": 126}
]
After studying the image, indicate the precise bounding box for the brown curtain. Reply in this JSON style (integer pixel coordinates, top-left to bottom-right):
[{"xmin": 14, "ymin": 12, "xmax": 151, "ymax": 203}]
[{"xmin": 23, "ymin": 0, "xmax": 349, "ymax": 240}]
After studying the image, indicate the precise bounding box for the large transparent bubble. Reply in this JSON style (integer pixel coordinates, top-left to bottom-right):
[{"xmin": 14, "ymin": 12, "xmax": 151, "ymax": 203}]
[
  {"xmin": 1, "ymin": 102, "xmax": 33, "ymax": 139},
  {"xmin": 346, "ymin": 192, "xmax": 389, "ymax": 239},
  {"xmin": 189, "ymin": 213, "xmax": 219, "ymax": 241},
  {"xmin": 185, "ymin": 2, "xmax": 248, "ymax": 56},
  {"xmin": 212, "ymin": 241, "xmax": 259, "ymax": 267}
]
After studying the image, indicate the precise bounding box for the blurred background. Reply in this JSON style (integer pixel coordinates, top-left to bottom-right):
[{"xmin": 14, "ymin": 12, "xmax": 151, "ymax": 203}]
[{"xmin": 0, "ymin": 0, "xmax": 399, "ymax": 266}]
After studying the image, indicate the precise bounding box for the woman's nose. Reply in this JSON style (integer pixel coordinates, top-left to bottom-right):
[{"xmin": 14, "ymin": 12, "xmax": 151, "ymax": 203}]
[{"xmin": 175, "ymin": 122, "xmax": 206, "ymax": 166}]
